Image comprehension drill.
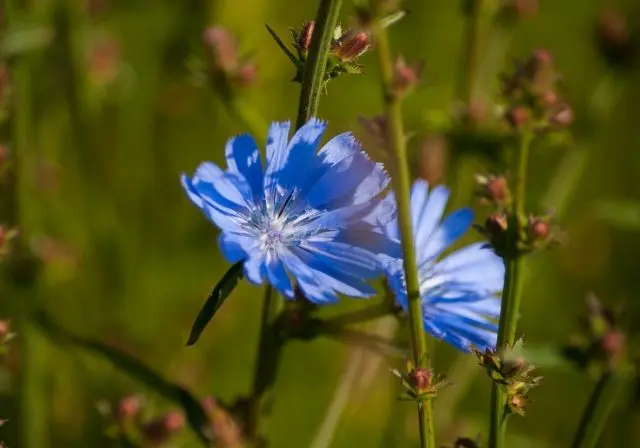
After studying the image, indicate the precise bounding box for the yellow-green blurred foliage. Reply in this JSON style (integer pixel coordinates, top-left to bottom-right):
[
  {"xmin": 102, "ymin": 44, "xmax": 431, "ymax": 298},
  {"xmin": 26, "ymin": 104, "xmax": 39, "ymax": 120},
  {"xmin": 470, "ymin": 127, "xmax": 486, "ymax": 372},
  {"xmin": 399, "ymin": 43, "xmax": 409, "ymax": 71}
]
[{"xmin": 1, "ymin": 0, "xmax": 640, "ymax": 447}]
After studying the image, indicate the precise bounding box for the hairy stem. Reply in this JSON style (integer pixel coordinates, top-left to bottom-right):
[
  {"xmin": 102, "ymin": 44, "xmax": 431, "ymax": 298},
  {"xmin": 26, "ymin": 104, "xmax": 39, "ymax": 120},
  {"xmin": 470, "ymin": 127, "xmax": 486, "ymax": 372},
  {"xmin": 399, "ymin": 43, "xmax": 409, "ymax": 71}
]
[
  {"xmin": 247, "ymin": 0, "xmax": 343, "ymax": 441},
  {"xmin": 488, "ymin": 132, "xmax": 532, "ymax": 448},
  {"xmin": 370, "ymin": 3, "xmax": 435, "ymax": 447},
  {"xmin": 570, "ymin": 369, "xmax": 630, "ymax": 448},
  {"xmin": 295, "ymin": 0, "xmax": 343, "ymax": 129}
]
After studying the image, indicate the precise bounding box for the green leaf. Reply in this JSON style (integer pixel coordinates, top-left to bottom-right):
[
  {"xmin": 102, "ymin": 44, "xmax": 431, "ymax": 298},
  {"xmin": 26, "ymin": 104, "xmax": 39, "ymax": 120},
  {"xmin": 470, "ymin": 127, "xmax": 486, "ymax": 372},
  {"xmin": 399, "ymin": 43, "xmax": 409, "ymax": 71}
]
[
  {"xmin": 34, "ymin": 311, "xmax": 213, "ymax": 447},
  {"xmin": 265, "ymin": 24, "xmax": 302, "ymax": 69},
  {"xmin": 380, "ymin": 10, "xmax": 407, "ymax": 29},
  {"xmin": 187, "ymin": 260, "xmax": 244, "ymax": 346}
]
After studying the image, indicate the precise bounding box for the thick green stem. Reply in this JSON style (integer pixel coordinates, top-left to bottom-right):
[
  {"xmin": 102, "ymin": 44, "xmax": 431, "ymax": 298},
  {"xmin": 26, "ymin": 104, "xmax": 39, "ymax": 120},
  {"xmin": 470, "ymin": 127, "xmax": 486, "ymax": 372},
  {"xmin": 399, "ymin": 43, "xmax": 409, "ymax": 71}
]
[
  {"xmin": 246, "ymin": 0, "xmax": 342, "ymax": 441},
  {"xmin": 294, "ymin": 0, "xmax": 342, "ymax": 129},
  {"xmin": 488, "ymin": 132, "xmax": 532, "ymax": 448},
  {"xmin": 370, "ymin": 5, "xmax": 435, "ymax": 448},
  {"xmin": 570, "ymin": 370, "xmax": 630, "ymax": 448}
]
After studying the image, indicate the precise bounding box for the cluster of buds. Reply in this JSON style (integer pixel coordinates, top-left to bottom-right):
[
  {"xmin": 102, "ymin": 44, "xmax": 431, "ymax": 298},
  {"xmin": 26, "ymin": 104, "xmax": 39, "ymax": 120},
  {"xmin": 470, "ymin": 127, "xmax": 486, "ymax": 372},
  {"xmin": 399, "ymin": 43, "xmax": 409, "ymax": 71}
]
[
  {"xmin": 391, "ymin": 357, "xmax": 450, "ymax": 406},
  {"xmin": 99, "ymin": 395, "xmax": 186, "ymax": 447},
  {"xmin": 271, "ymin": 21, "xmax": 372, "ymax": 88},
  {"xmin": 473, "ymin": 175, "xmax": 561, "ymax": 258},
  {"xmin": 473, "ymin": 340, "xmax": 542, "ymax": 416},
  {"xmin": 202, "ymin": 26, "xmax": 257, "ymax": 89},
  {"xmin": 500, "ymin": 49, "xmax": 573, "ymax": 132},
  {"xmin": 562, "ymin": 294, "xmax": 627, "ymax": 374}
]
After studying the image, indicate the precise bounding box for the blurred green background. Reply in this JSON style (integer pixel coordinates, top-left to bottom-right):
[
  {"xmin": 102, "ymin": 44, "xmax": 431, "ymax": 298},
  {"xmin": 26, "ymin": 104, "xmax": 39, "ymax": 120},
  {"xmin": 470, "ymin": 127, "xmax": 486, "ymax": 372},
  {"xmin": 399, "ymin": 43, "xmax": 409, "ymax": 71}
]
[{"xmin": 1, "ymin": 0, "xmax": 640, "ymax": 447}]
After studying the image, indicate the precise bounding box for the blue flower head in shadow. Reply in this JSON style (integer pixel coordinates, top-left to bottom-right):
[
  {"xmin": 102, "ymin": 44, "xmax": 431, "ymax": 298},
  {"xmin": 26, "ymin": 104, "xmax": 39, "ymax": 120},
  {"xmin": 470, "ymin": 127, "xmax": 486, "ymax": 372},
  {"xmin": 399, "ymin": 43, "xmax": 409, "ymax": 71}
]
[
  {"xmin": 385, "ymin": 180, "xmax": 505, "ymax": 352},
  {"xmin": 182, "ymin": 119, "xmax": 400, "ymax": 304}
]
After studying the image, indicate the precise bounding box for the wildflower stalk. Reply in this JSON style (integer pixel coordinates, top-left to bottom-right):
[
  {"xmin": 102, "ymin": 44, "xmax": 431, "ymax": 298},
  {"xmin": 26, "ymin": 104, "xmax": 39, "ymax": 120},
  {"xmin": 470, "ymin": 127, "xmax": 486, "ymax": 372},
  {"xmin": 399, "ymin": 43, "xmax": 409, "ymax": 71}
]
[
  {"xmin": 4, "ymin": 2, "xmax": 47, "ymax": 448},
  {"xmin": 370, "ymin": 3, "xmax": 435, "ymax": 447},
  {"xmin": 294, "ymin": 0, "xmax": 343, "ymax": 129},
  {"xmin": 570, "ymin": 369, "xmax": 631, "ymax": 448},
  {"xmin": 247, "ymin": 0, "xmax": 342, "ymax": 440},
  {"xmin": 488, "ymin": 131, "xmax": 533, "ymax": 448}
]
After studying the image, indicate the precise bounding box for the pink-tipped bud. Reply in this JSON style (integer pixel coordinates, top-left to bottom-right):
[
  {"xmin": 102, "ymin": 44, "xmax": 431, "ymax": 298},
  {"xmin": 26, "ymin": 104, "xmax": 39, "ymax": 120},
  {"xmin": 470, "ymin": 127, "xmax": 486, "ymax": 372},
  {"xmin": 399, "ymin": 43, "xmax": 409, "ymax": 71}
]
[
  {"xmin": 202, "ymin": 26, "xmax": 239, "ymax": 73},
  {"xmin": 550, "ymin": 103, "xmax": 574, "ymax": 127},
  {"xmin": 529, "ymin": 219, "xmax": 550, "ymax": 241},
  {"xmin": 333, "ymin": 30, "xmax": 371, "ymax": 61},
  {"xmin": 235, "ymin": 62, "xmax": 257, "ymax": 86},
  {"xmin": 409, "ymin": 368, "xmax": 432, "ymax": 391},
  {"xmin": 392, "ymin": 56, "xmax": 423, "ymax": 98},
  {"xmin": 540, "ymin": 90, "xmax": 558, "ymax": 107},
  {"xmin": 506, "ymin": 106, "xmax": 530, "ymax": 128},
  {"xmin": 116, "ymin": 395, "xmax": 141, "ymax": 421},
  {"xmin": 601, "ymin": 329, "xmax": 625, "ymax": 360}
]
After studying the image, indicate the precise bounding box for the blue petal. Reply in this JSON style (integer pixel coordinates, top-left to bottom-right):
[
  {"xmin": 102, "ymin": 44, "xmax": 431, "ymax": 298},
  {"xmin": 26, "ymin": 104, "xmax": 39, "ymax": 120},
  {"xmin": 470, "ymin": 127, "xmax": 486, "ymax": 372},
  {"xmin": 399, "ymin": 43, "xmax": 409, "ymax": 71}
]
[
  {"xmin": 225, "ymin": 134, "xmax": 264, "ymax": 201},
  {"xmin": 264, "ymin": 121, "xmax": 292, "ymax": 205},
  {"xmin": 265, "ymin": 256, "xmax": 294, "ymax": 298},
  {"xmin": 410, "ymin": 180, "xmax": 429, "ymax": 230},
  {"xmin": 290, "ymin": 246, "xmax": 377, "ymax": 297},
  {"xmin": 306, "ymin": 152, "xmax": 388, "ymax": 210},
  {"xmin": 279, "ymin": 250, "xmax": 339, "ymax": 304},
  {"xmin": 420, "ymin": 207, "xmax": 474, "ymax": 262},
  {"xmin": 217, "ymin": 233, "xmax": 252, "ymax": 262},
  {"xmin": 299, "ymin": 240, "xmax": 383, "ymax": 279},
  {"xmin": 414, "ymin": 184, "xmax": 450, "ymax": 250},
  {"xmin": 244, "ymin": 255, "xmax": 265, "ymax": 285},
  {"xmin": 192, "ymin": 162, "xmax": 253, "ymax": 210},
  {"xmin": 431, "ymin": 242, "xmax": 504, "ymax": 293},
  {"xmin": 182, "ymin": 174, "xmax": 241, "ymax": 232}
]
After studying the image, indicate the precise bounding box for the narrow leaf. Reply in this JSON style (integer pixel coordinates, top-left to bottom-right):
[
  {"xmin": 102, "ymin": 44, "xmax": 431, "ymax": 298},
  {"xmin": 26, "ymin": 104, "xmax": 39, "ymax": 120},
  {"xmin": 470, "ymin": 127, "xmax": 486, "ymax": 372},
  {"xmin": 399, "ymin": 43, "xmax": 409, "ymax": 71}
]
[
  {"xmin": 265, "ymin": 24, "xmax": 302, "ymax": 68},
  {"xmin": 34, "ymin": 311, "xmax": 213, "ymax": 446},
  {"xmin": 380, "ymin": 10, "xmax": 407, "ymax": 29},
  {"xmin": 187, "ymin": 260, "xmax": 245, "ymax": 346}
]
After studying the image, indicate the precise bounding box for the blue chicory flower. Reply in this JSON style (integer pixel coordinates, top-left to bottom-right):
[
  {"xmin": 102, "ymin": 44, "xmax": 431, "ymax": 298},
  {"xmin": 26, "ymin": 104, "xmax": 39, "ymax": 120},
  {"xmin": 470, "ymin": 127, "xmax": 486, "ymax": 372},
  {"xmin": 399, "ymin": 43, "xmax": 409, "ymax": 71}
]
[
  {"xmin": 385, "ymin": 180, "xmax": 505, "ymax": 351},
  {"xmin": 182, "ymin": 118, "xmax": 400, "ymax": 304}
]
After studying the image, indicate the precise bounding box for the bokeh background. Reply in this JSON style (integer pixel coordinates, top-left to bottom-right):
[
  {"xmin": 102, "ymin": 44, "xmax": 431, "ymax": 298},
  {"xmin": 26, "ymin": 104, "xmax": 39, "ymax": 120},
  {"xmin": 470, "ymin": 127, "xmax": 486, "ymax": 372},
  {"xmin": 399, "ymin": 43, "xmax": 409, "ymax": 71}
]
[{"xmin": 1, "ymin": 0, "xmax": 640, "ymax": 447}]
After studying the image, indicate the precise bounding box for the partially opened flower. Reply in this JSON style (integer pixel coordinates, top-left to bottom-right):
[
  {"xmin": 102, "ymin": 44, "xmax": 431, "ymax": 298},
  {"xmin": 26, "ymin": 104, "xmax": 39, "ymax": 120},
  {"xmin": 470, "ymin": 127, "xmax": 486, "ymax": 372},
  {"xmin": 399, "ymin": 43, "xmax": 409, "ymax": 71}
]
[
  {"xmin": 386, "ymin": 180, "xmax": 504, "ymax": 351},
  {"xmin": 182, "ymin": 119, "xmax": 399, "ymax": 304}
]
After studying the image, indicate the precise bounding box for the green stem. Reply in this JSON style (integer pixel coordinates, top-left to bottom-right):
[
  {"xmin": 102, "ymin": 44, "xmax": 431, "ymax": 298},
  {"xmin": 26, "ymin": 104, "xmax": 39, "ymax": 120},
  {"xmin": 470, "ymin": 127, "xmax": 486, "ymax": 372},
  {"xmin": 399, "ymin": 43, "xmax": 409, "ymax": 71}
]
[
  {"xmin": 488, "ymin": 132, "xmax": 532, "ymax": 448},
  {"xmin": 246, "ymin": 0, "xmax": 342, "ymax": 441},
  {"xmin": 247, "ymin": 285, "xmax": 283, "ymax": 439},
  {"xmin": 294, "ymin": 0, "xmax": 342, "ymax": 129},
  {"xmin": 458, "ymin": 0, "xmax": 483, "ymax": 108},
  {"xmin": 370, "ymin": 4, "xmax": 435, "ymax": 447},
  {"xmin": 570, "ymin": 370, "xmax": 630, "ymax": 448},
  {"xmin": 5, "ymin": 2, "xmax": 47, "ymax": 448}
]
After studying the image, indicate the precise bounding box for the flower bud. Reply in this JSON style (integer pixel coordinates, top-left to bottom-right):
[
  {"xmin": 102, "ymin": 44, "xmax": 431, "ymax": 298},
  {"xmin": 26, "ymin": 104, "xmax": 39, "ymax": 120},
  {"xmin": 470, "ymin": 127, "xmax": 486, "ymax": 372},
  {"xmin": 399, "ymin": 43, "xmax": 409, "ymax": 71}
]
[
  {"xmin": 595, "ymin": 8, "xmax": 636, "ymax": 68},
  {"xmin": 203, "ymin": 26, "xmax": 239, "ymax": 73},
  {"xmin": 116, "ymin": 395, "xmax": 141, "ymax": 421},
  {"xmin": 528, "ymin": 218, "xmax": 550, "ymax": 242},
  {"xmin": 392, "ymin": 56, "xmax": 422, "ymax": 98},
  {"xmin": 297, "ymin": 21, "xmax": 315, "ymax": 54},
  {"xmin": 143, "ymin": 411, "xmax": 185, "ymax": 446},
  {"xmin": 549, "ymin": 103, "xmax": 574, "ymax": 127},
  {"xmin": 476, "ymin": 175, "xmax": 511, "ymax": 206},
  {"xmin": 485, "ymin": 213, "xmax": 508, "ymax": 234},
  {"xmin": 507, "ymin": 392, "xmax": 528, "ymax": 416},
  {"xmin": 409, "ymin": 367, "xmax": 431, "ymax": 392},
  {"xmin": 332, "ymin": 30, "xmax": 371, "ymax": 61},
  {"xmin": 506, "ymin": 106, "xmax": 530, "ymax": 128}
]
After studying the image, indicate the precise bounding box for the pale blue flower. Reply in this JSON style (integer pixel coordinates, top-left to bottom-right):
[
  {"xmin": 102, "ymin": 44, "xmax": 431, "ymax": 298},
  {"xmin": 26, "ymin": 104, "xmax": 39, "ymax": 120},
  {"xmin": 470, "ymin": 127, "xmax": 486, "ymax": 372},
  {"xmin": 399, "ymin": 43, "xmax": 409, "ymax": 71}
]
[
  {"xmin": 182, "ymin": 119, "xmax": 399, "ymax": 304},
  {"xmin": 386, "ymin": 180, "xmax": 504, "ymax": 351}
]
